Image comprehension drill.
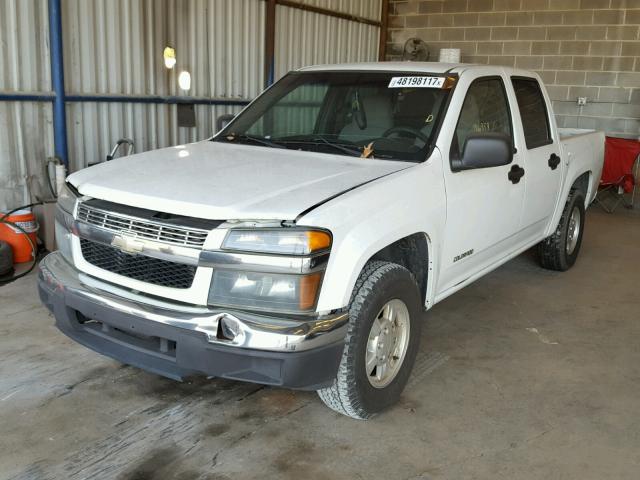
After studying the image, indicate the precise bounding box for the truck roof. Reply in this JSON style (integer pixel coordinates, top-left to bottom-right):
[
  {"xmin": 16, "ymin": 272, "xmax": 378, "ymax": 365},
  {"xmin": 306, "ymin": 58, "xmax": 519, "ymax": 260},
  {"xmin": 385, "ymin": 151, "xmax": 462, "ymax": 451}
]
[{"xmin": 298, "ymin": 62, "xmax": 537, "ymax": 78}]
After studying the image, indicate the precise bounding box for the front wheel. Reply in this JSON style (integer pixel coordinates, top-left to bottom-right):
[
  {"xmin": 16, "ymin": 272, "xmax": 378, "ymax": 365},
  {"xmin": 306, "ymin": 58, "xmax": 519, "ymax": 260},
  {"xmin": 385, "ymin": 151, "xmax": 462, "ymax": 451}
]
[
  {"xmin": 317, "ymin": 261, "xmax": 422, "ymax": 419},
  {"xmin": 537, "ymin": 189, "xmax": 586, "ymax": 271}
]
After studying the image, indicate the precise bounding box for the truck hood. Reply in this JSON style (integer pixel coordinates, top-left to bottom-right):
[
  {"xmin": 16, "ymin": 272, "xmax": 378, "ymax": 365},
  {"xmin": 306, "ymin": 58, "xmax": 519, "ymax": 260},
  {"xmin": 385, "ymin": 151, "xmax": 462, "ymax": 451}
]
[{"xmin": 67, "ymin": 141, "xmax": 412, "ymax": 220}]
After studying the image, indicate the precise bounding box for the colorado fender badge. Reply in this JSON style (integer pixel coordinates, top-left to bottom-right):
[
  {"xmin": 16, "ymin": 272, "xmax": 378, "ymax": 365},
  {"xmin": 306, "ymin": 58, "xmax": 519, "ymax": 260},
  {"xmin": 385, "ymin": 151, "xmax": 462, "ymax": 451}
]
[{"xmin": 453, "ymin": 249, "xmax": 474, "ymax": 263}]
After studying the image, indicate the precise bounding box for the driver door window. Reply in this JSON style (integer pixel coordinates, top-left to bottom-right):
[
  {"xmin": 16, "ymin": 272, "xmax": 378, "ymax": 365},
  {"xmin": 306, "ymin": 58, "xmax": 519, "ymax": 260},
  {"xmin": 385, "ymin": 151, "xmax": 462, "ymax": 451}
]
[{"xmin": 452, "ymin": 77, "xmax": 513, "ymax": 159}]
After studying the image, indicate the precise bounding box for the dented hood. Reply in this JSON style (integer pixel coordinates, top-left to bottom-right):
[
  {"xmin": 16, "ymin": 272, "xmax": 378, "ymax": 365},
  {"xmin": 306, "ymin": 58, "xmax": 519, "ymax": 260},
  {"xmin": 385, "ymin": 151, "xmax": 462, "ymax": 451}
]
[{"xmin": 67, "ymin": 140, "xmax": 411, "ymax": 220}]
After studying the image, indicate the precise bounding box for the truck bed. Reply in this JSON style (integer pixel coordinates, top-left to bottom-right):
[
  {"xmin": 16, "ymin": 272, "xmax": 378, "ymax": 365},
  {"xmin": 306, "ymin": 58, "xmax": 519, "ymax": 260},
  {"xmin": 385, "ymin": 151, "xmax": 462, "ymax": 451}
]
[
  {"xmin": 558, "ymin": 128, "xmax": 605, "ymax": 205},
  {"xmin": 558, "ymin": 127, "xmax": 600, "ymax": 141}
]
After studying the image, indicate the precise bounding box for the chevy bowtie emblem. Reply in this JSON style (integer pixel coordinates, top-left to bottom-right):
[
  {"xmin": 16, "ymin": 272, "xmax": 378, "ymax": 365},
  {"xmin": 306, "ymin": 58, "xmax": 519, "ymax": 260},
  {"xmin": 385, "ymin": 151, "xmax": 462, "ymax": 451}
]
[{"xmin": 111, "ymin": 235, "xmax": 144, "ymax": 254}]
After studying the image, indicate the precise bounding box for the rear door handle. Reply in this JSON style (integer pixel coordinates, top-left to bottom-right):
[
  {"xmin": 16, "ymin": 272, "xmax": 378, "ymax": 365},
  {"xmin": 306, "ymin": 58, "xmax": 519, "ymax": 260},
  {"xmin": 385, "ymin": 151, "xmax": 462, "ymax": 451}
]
[
  {"xmin": 548, "ymin": 153, "xmax": 561, "ymax": 170},
  {"xmin": 508, "ymin": 164, "xmax": 525, "ymax": 184}
]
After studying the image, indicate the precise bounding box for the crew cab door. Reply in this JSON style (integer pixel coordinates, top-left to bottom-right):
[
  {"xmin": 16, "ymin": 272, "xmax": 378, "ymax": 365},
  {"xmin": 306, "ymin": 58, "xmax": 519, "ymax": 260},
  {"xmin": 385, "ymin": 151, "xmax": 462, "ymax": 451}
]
[
  {"xmin": 437, "ymin": 72, "xmax": 526, "ymax": 295},
  {"xmin": 510, "ymin": 77, "xmax": 563, "ymax": 237}
]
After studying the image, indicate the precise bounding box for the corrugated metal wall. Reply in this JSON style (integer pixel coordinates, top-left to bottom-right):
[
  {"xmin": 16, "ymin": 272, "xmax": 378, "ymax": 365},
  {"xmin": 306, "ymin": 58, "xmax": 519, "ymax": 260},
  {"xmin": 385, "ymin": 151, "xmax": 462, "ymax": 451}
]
[
  {"xmin": 274, "ymin": 4, "xmax": 380, "ymax": 79},
  {"xmin": 0, "ymin": 0, "xmax": 382, "ymax": 210},
  {"xmin": 62, "ymin": 0, "xmax": 265, "ymax": 170},
  {"xmin": 0, "ymin": 0, "xmax": 54, "ymax": 209},
  {"xmin": 294, "ymin": 0, "xmax": 381, "ymax": 21}
]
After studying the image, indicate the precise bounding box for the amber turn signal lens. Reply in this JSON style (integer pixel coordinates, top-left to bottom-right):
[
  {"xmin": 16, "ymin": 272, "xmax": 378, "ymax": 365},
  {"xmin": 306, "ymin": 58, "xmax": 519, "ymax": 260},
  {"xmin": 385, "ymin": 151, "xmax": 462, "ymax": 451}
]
[
  {"xmin": 305, "ymin": 231, "xmax": 331, "ymax": 253},
  {"xmin": 443, "ymin": 76, "xmax": 457, "ymax": 89},
  {"xmin": 299, "ymin": 272, "xmax": 323, "ymax": 310}
]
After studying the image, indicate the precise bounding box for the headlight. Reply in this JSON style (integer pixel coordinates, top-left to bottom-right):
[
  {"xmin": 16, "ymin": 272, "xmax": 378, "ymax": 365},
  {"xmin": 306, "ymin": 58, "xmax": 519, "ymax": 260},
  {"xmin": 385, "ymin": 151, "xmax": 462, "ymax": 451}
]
[
  {"xmin": 208, "ymin": 270, "xmax": 323, "ymax": 313},
  {"xmin": 57, "ymin": 182, "xmax": 79, "ymax": 214},
  {"xmin": 55, "ymin": 219, "xmax": 73, "ymax": 262},
  {"xmin": 54, "ymin": 203, "xmax": 74, "ymax": 263},
  {"xmin": 55, "ymin": 183, "xmax": 78, "ymax": 262},
  {"xmin": 222, "ymin": 229, "xmax": 331, "ymax": 255},
  {"xmin": 210, "ymin": 228, "xmax": 331, "ymax": 313}
]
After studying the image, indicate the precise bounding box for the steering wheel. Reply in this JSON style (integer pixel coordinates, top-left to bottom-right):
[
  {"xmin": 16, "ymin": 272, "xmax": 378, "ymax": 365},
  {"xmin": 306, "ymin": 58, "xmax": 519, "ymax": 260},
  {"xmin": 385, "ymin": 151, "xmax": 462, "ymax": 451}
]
[{"xmin": 382, "ymin": 126, "xmax": 429, "ymax": 143}]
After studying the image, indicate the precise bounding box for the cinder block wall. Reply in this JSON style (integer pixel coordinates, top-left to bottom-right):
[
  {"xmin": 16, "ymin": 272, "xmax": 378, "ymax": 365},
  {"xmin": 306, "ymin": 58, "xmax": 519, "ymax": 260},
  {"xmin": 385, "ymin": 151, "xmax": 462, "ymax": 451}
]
[{"xmin": 387, "ymin": 0, "xmax": 640, "ymax": 138}]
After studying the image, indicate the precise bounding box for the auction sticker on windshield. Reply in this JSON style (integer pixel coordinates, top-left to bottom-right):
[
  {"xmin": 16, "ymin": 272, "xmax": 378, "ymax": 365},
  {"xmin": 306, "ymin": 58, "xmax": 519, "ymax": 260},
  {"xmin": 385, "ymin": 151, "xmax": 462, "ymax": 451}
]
[{"xmin": 388, "ymin": 76, "xmax": 445, "ymax": 88}]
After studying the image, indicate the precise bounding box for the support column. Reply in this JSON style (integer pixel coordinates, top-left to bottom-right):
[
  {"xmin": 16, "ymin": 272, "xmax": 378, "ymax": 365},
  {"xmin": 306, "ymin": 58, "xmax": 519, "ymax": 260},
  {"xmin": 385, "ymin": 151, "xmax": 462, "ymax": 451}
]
[
  {"xmin": 378, "ymin": 0, "xmax": 389, "ymax": 61},
  {"xmin": 264, "ymin": 0, "xmax": 276, "ymax": 88},
  {"xmin": 48, "ymin": 0, "xmax": 69, "ymax": 169}
]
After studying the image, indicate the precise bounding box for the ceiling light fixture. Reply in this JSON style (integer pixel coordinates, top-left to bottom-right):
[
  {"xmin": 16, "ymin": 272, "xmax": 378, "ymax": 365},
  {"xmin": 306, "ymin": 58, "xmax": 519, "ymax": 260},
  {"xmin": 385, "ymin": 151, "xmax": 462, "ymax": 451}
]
[
  {"xmin": 163, "ymin": 46, "xmax": 176, "ymax": 69},
  {"xmin": 178, "ymin": 71, "xmax": 191, "ymax": 91}
]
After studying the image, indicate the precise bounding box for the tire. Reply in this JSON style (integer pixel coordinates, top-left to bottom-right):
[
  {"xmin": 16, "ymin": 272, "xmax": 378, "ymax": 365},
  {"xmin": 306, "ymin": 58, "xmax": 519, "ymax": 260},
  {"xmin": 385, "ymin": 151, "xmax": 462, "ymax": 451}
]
[
  {"xmin": 317, "ymin": 261, "xmax": 422, "ymax": 419},
  {"xmin": 0, "ymin": 241, "xmax": 13, "ymax": 276},
  {"xmin": 537, "ymin": 189, "xmax": 586, "ymax": 271}
]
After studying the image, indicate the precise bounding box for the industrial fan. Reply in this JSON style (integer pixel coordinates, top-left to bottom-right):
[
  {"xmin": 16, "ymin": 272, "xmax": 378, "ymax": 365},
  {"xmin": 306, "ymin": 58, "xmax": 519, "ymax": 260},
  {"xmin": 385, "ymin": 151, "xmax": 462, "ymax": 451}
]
[{"xmin": 402, "ymin": 37, "xmax": 430, "ymax": 61}]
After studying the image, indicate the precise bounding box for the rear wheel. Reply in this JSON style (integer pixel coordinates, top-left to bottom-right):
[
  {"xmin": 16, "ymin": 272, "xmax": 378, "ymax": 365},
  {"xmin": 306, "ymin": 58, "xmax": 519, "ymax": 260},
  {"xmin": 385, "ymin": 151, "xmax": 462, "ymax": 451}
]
[
  {"xmin": 537, "ymin": 189, "xmax": 586, "ymax": 271},
  {"xmin": 317, "ymin": 261, "xmax": 422, "ymax": 419}
]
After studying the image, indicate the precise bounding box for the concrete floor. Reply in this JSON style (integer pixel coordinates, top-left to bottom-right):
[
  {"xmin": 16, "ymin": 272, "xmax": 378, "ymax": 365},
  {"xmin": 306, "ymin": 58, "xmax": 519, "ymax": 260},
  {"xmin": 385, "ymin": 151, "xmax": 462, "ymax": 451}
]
[{"xmin": 1, "ymin": 208, "xmax": 639, "ymax": 480}]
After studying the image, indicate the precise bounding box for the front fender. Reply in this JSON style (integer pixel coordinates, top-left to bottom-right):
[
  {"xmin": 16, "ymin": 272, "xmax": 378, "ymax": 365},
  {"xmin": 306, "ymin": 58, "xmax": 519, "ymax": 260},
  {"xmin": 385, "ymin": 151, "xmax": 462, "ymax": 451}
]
[{"xmin": 299, "ymin": 154, "xmax": 446, "ymax": 312}]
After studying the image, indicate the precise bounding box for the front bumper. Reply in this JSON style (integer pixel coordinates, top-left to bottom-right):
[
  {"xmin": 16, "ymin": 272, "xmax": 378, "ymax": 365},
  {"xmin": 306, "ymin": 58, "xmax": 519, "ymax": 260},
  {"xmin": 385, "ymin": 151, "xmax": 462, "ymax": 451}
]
[{"xmin": 37, "ymin": 252, "xmax": 347, "ymax": 389}]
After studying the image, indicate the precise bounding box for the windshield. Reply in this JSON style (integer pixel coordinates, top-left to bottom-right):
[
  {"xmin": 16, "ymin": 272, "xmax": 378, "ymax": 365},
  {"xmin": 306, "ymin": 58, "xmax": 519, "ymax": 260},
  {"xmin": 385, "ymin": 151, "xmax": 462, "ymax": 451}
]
[{"xmin": 214, "ymin": 71, "xmax": 452, "ymax": 162}]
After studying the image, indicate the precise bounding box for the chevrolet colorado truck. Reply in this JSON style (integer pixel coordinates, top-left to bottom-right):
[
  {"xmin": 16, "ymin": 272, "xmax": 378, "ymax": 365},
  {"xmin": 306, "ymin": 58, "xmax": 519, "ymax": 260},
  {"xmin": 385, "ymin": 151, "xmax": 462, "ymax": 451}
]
[{"xmin": 39, "ymin": 63, "xmax": 604, "ymax": 419}]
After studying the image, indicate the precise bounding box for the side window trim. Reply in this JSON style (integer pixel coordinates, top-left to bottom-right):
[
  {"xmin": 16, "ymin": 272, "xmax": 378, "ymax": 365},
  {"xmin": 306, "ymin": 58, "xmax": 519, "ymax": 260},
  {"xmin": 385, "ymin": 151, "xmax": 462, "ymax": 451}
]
[
  {"xmin": 449, "ymin": 75, "xmax": 515, "ymax": 163},
  {"xmin": 510, "ymin": 76, "xmax": 554, "ymax": 150}
]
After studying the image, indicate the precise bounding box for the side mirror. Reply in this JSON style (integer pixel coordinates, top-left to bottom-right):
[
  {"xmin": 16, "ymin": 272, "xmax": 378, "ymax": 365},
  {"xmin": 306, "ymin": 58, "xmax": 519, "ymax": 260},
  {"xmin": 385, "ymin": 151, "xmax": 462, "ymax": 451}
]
[
  {"xmin": 216, "ymin": 114, "xmax": 235, "ymax": 132},
  {"xmin": 451, "ymin": 133, "xmax": 513, "ymax": 171}
]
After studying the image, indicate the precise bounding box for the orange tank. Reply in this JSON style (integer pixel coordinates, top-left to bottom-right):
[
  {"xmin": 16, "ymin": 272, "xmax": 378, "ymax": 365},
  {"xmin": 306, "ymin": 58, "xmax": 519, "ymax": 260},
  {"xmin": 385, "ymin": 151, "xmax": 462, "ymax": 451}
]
[{"xmin": 0, "ymin": 209, "xmax": 38, "ymax": 263}]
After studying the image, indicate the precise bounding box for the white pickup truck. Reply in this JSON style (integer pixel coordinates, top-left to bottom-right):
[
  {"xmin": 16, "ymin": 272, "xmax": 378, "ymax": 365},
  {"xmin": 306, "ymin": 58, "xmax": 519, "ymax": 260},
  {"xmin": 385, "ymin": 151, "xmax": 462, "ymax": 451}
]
[{"xmin": 39, "ymin": 62, "xmax": 604, "ymax": 419}]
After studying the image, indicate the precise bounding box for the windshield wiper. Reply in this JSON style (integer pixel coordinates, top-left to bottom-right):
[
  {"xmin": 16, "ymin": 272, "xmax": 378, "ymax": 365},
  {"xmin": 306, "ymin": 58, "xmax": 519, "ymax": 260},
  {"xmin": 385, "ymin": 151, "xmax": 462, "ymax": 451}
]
[
  {"xmin": 278, "ymin": 136, "xmax": 362, "ymax": 157},
  {"xmin": 220, "ymin": 133, "xmax": 287, "ymax": 149},
  {"xmin": 312, "ymin": 136, "xmax": 363, "ymax": 156}
]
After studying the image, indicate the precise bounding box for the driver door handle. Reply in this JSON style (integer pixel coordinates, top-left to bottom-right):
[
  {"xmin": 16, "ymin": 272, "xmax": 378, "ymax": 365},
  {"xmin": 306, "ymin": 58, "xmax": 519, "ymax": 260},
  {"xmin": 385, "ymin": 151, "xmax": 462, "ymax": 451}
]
[
  {"xmin": 548, "ymin": 153, "xmax": 561, "ymax": 170},
  {"xmin": 508, "ymin": 164, "xmax": 525, "ymax": 184}
]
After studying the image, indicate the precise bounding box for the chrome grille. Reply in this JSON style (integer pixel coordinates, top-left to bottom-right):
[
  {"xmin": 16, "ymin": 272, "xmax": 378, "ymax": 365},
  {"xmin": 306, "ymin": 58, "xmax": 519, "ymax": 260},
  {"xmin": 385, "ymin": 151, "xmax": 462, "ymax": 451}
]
[
  {"xmin": 80, "ymin": 239, "xmax": 196, "ymax": 289},
  {"xmin": 77, "ymin": 203, "xmax": 209, "ymax": 248}
]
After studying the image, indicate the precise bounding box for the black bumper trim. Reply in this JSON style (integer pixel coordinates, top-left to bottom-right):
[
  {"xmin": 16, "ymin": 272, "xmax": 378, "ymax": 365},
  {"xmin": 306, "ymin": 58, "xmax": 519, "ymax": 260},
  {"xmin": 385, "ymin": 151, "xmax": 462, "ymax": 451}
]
[{"xmin": 38, "ymin": 277, "xmax": 343, "ymax": 390}]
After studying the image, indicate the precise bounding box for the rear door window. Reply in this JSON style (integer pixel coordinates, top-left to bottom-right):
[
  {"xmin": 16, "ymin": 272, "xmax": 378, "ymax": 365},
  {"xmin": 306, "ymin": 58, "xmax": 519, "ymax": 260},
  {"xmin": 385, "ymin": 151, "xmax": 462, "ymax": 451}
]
[{"xmin": 511, "ymin": 78, "xmax": 553, "ymax": 149}]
